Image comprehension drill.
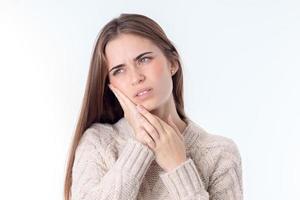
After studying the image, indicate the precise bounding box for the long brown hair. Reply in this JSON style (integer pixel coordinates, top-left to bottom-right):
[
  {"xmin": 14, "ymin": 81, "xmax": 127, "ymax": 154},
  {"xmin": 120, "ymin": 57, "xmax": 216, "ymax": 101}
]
[{"xmin": 64, "ymin": 13, "xmax": 187, "ymax": 200}]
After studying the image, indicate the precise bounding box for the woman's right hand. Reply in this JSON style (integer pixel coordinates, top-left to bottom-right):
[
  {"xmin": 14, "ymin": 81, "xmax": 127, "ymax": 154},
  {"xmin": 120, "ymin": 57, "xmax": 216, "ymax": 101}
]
[{"xmin": 108, "ymin": 84, "xmax": 158, "ymax": 149}]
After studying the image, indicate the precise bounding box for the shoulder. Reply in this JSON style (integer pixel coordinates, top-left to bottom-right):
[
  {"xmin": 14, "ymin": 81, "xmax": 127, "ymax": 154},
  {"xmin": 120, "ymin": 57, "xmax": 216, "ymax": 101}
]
[
  {"xmin": 201, "ymin": 133, "xmax": 240, "ymax": 156},
  {"xmin": 77, "ymin": 122, "xmax": 116, "ymax": 154},
  {"xmin": 187, "ymin": 119, "xmax": 240, "ymax": 158},
  {"xmin": 185, "ymin": 120, "xmax": 243, "ymax": 195},
  {"xmin": 77, "ymin": 118, "xmax": 131, "ymax": 155},
  {"xmin": 187, "ymin": 120, "xmax": 242, "ymax": 171},
  {"xmin": 192, "ymin": 131, "xmax": 241, "ymax": 164}
]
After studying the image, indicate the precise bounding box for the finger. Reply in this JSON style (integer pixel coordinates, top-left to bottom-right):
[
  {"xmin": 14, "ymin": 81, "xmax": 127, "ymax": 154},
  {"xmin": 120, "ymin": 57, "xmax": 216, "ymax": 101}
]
[
  {"xmin": 140, "ymin": 128, "xmax": 156, "ymax": 149},
  {"xmin": 167, "ymin": 114, "xmax": 184, "ymax": 140},
  {"xmin": 109, "ymin": 85, "xmax": 127, "ymax": 110},
  {"xmin": 166, "ymin": 115, "xmax": 180, "ymax": 133},
  {"xmin": 154, "ymin": 114, "xmax": 183, "ymax": 140},
  {"xmin": 137, "ymin": 113, "xmax": 160, "ymax": 142},
  {"xmin": 109, "ymin": 84, "xmax": 139, "ymax": 118},
  {"xmin": 109, "ymin": 84, "xmax": 136, "ymax": 109},
  {"xmin": 109, "ymin": 84, "xmax": 125, "ymax": 105},
  {"xmin": 112, "ymin": 86, "xmax": 141, "ymax": 119},
  {"xmin": 136, "ymin": 104, "xmax": 166, "ymax": 136}
]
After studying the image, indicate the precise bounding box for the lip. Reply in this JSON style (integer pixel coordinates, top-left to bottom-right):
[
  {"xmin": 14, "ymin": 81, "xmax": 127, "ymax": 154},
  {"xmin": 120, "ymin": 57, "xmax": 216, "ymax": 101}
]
[{"xmin": 134, "ymin": 87, "xmax": 153, "ymax": 98}]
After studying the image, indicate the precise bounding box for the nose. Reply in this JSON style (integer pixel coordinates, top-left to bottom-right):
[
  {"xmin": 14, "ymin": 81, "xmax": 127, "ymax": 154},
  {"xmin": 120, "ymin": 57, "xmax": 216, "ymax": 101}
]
[{"xmin": 130, "ymin": 67, "xmax": 145, "ymax": 86}]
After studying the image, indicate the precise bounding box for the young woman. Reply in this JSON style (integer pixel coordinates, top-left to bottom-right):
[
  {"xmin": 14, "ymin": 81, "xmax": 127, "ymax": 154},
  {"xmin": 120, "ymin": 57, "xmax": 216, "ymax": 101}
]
[{"xmin": 64, "ymin": 13, "xmax": 243, "ymax": 200}]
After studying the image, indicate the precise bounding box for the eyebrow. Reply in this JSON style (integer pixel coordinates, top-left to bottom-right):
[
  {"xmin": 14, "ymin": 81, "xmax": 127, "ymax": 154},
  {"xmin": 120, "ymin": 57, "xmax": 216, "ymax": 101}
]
[{"xmin": 108, "ymin": 51, "xmax": 153, "ymax": 73}]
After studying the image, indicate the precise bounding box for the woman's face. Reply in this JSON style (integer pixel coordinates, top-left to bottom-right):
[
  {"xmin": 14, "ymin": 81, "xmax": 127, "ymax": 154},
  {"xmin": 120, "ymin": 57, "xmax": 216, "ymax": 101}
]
[{"xmin": 105, "ymin": 33, "xmax": 177, "ymax": 111}]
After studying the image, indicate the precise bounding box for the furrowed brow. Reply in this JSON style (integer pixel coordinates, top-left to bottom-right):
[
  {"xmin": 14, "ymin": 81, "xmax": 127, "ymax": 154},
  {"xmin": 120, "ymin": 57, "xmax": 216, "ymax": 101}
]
[{"xmin": 109, "ymin": 51, "xmax": 153, "ymax": 73}]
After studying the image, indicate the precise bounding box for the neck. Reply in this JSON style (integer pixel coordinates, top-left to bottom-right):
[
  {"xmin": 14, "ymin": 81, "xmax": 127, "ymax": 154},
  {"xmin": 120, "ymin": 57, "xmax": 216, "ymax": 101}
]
[{"xmin": 150, "ymin": 95, "xmax": 187, "ymax": 134}]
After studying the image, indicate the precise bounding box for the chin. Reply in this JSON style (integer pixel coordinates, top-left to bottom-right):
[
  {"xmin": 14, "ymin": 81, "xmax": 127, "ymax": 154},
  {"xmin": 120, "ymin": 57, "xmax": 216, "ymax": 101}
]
[
  {"xmin": 139, "ymin": 101, "xmax": 156, "ymax": 112},
  {"xmin": 135, "ymin": 94, "xmax": 165, "ymax": 112},
  {"xmin": 140, "ymin": 102, "xmax": 152, "ymax": 110},
  {"xmin": 146, "ymin": 101, "xmax": 166, "ymax": 114}
]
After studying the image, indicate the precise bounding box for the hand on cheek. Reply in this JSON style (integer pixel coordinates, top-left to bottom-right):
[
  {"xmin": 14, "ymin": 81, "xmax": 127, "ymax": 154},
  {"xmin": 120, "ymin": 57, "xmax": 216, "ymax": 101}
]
[{"xmin": 108, "ymin": 84, "xmax": 157, "ymax": 148}]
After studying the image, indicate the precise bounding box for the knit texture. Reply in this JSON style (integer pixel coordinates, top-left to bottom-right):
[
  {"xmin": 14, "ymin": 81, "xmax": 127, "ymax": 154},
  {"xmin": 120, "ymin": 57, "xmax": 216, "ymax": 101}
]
[{"xmin": 71, "ymin": 117, "xmax": 243, "ymax": 200}]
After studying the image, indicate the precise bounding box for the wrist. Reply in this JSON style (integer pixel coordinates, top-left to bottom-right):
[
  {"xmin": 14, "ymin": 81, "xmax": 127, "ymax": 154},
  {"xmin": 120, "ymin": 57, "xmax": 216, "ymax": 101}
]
[{"xmin": 165, "ymin": 158, "xmax": 188, "ymax": 172}]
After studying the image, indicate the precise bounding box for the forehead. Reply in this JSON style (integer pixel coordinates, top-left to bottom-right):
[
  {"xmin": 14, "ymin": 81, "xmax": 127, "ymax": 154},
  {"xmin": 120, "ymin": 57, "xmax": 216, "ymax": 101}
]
[{"xmin": 105, "ymin": 34, "xmax": 160, "ymax": 66}]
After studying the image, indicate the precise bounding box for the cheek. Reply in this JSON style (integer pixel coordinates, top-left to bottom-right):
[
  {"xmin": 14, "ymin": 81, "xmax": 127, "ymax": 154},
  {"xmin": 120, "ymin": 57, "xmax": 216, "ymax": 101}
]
[
  {"xmin": 109, "ymin": 79, "xmax": 132, "ymax": 98},
  {"xmin": 109, "ymin": 73, "xmax": 127, "ymax": 88},
  {"xmin": 149, "ymin": 62, "xmax": 173, "ymax": 94},
  {"xmin": 155, "ymin": 67, "xmax": 171, "ymax": 88},
  {"xmin": 150, "ymin": 62, "xmax": 167, "ymax": 80}
]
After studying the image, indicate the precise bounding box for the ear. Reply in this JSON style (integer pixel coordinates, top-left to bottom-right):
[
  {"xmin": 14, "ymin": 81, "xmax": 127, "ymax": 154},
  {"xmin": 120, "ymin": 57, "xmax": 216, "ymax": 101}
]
[{"xmin": 168, "ymin": 60, "xmax": 179, "ymax": 76}]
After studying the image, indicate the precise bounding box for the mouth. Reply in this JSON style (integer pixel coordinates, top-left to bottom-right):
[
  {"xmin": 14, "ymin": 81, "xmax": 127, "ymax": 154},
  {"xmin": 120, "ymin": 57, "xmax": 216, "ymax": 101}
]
[{"xmin": 134, "ymin": 88, "xmax": 153, "ymax": 99}]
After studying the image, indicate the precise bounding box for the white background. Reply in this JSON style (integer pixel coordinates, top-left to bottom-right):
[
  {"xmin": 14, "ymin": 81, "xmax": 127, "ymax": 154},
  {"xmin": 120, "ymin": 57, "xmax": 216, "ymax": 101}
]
[{"xmin": 0, "ymin": 1, "xmax": 299, "ymax": 199}]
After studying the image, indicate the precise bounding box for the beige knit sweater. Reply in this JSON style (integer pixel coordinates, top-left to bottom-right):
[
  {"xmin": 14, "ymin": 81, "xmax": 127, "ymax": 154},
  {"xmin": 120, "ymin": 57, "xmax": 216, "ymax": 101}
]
[{"xmin": 71, "ymin": 117, "xmax": 243, "ymax": 200}]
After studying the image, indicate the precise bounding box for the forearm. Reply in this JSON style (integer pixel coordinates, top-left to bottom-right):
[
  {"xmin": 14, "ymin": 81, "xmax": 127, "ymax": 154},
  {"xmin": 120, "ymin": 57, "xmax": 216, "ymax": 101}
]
[{"xmin": 72, "ymin": 139, "xmax": 155, "ymax": 200}]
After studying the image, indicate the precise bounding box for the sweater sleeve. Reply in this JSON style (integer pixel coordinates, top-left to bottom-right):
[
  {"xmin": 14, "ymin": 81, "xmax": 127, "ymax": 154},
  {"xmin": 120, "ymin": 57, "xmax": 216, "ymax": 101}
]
[
  {"xmin": 71, "ymin": 128, "xmax": 155, "ymax": 200},
  {"xmin": 159, "ymin": 158, "xmax": 209, "ymax": 200},
  {"xmin": 159, "ymin": 138, "xmax": 243, "ymax": 200}
]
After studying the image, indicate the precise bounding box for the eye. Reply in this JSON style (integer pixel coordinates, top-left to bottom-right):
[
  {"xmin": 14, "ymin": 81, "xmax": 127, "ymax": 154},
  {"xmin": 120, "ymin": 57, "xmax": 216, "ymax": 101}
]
[
  {"xmin": 112, "ymin": 68, "xmax": 124, "ymax": 76},
  {"xmin": 138, "ymin": 56, "xmax": 152, "ymax": 64}
]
